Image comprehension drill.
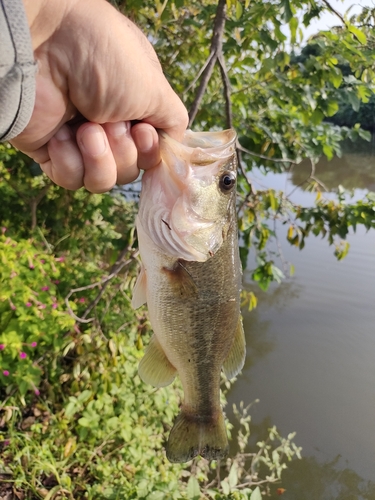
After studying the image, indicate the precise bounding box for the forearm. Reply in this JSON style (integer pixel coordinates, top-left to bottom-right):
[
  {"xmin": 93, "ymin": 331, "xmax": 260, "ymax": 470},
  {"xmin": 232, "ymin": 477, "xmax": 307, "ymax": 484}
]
[{"xmin": 0, "ymin": 0, "xmax": 36, "ymax": 141}]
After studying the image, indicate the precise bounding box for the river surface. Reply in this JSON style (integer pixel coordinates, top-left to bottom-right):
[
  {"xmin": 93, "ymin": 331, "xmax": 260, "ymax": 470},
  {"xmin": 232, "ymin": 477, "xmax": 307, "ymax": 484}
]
[{"xmin": 228, "ymin": 139, "xmax": 375, "ymax": 498}]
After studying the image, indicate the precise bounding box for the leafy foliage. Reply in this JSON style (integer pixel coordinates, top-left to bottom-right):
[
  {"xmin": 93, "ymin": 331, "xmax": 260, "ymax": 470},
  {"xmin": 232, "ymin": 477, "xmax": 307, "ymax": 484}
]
[
  {"xmin": 114, "ymin": 0, "xmax": 375, "ymax": 291},
  {"xmin": 0, "ymin": 145, "xmax": 299, "ymax": 498},
  {"xmin": 0, "ymin": 235, "xmax": 75, "ymax": 398}
]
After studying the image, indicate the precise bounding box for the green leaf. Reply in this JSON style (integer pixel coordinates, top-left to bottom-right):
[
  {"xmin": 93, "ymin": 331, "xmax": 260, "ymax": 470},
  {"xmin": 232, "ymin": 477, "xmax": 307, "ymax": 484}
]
[
  {"xmin": 271, "ymin": 265, "xmax": 285, "ymax": 283},
  {"xmin": 269, "ymin": 190, "xmax": 277, "ymax": 211},
  {"xmin": 358, "ymin": 129, "xmax": 371, "ymax": 141},
  {"xmin": 289, "ymin": 17, "xmax": 298, "ymax": 44},
  {"xmin": 325, "ymin": 100, "xmax": 339, "ymax": 117},
  {"xmin": 44, "ymin": 486, "xmax": 63, "ymax": 500},
  {"xmin": 221, "ymin": 480, "xmax": 230, "ymax": 495},
  {"xmin": 236, "ymin": 0, "xmax": 243, "ymax": 19},
  {"xmin": 77, "ymin": 389, "xmax": 92, "ymax": 403},
  {"xmin": 228, "ymin": 462, "xmax": 239, "ymax": 488},
  {"xmin": 347, "ymin": 91, "xmax": 360, "ymax": 112},
  {"xmin": 323, "ymin": 144, "xmax": 334, "ymax": 160},
  {"xmin": 281, "ymin": 0, "xmax": 293, "ymax": 22},
  {"xmin": 206, "ymin": 490, "xmax": 219, "ymax": 500},
  {"xmin": 331, "ymin": 70, "xmax": 343, "ymax": 89},
  {"xmin": 334, "ymin": 241, "xmax": 350, "ymax": 260},
  {"xmin": 78, "ymin": 417, "xmax": 92, "ymax": 428},
  {"xmin": 64, "ymin": 401, "xmax": 78, "ymax": 419},
  {"xmin": 250, "ymin": 486, "xmax": 262, "ymax": 500},
  {"xmin": 257, "ymin": 278, "xmax": 271, "ymax": 292},
  {"xmin": 187, "ymin": 476, "xmax": 201, "ymax": 499},
  {"xmin": 348, "ymin": 24, "xmax": 367, "ymax": 44},
  {"xmin": 148, "ymin": 492, "xmax": 165, "ymax": 500},
  {"xmin": 311, "ymin": 109, "xmax": 324, "ymax": 125}
]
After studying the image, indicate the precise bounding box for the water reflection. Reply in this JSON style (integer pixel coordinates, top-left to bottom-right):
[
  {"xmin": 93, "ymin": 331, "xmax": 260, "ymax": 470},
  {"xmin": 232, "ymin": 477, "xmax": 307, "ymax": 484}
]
[
  {"xmin": 229, "ymin": 142, "xmax": 375, "ymax": 491},
  {"xmin": 279, "ymin": 455, "xmax": 375, "ymax": 500},
  {"xmin": 248, "ymin": 417, "xmax": 375, "ymax": 499},
  {"xmin": 290, "ymin": 138, "xmax": 375, "ymax": 192},
  {"xmin": 292, "ymin": 154, "xmax": 375, "ymax": 192},
  {"xmin": 241, "ymin": 281, "xmax": 303, "ymax": 373}
]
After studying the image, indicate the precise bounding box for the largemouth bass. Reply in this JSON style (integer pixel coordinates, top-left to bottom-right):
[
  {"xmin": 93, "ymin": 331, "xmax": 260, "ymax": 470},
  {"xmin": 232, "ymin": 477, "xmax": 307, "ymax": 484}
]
[{"xmin": 132, "ymin": 129, "xmax": 245, "ymax": 463}]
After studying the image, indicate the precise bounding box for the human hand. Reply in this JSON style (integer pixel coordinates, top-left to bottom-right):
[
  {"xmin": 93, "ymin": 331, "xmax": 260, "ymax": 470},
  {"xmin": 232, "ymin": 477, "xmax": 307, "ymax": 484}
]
[{"xmin": 12, "ymin": 0, "xmax": 188, "ymax": 192}]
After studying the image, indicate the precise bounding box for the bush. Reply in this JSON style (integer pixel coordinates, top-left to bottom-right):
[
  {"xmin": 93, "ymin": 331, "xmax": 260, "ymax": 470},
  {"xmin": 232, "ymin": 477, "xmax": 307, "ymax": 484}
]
[
  {"xmin": 0, "ymin": 146, "xmax": 302, "ymax": 499},
  {"xmin": 0, "ymin": 234, "xmax": 75, "ymax": 398}
]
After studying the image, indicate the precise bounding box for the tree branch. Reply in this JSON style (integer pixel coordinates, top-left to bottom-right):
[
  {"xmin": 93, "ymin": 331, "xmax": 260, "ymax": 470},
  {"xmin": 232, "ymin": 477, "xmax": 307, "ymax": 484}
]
[
  {"xmin": 30, "ymin": 183, "xmax": 52, "ymax": 230},
  {"xmin": 218, "ymin": 52, "xmax": 233, "ymax": 129},
  {"xmin": 64, "ymin": 247, "xmax": 138, "ymax": 324},
  {"xmin": 287, "ymin": 158, "xmax": 328, "ymax": 198},
  {"xmin": 188, "ymin": 0, "xmax": 227, "ymax": 126},
  {"xmin": 237, "ymin": 142, "xmax": 297, "ymax": 164},
  {"xmin": 321, "ymin": 0, "xmax": 345, "ymax": 25},
  {"xmin": 183, "ymin": 51, "xmax": 216, "ymax": 96},
  {"xmin": 81, "ymin": 246, "xmax": 136, "ymax": 320}
]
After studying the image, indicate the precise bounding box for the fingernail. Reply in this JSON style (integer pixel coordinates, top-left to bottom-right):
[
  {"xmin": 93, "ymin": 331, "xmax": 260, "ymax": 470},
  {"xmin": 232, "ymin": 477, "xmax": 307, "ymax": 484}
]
[
  {"xmin": 136, "ymin": 129, "xmax": 154, "ymax": 153},
  {"xmin": 55, "ymin": 126, "xmax": 71, "ymax": 141},
  {"xmin": 80, "ymin": 126, "xmax": 107, "ymax": 157},
  {"xmin": 110, "ymin": 121, "xmax": 129, "ymax": 138}
]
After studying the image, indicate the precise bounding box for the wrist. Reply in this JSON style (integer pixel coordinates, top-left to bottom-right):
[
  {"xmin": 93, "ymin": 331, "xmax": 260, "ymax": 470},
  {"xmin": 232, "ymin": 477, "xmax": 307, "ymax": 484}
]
[{"xmin": 22, "ymin": 0, "xmax": 76, "ymax": 50}]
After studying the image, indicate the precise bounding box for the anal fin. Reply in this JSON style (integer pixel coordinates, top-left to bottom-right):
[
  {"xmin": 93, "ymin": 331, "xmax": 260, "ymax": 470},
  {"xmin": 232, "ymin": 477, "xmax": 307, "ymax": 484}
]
[
  {"xmin": 223, "ymin": 316, "xmax": 246, "ymax": 379},
  {"xmin": 138, "ymin": 335, "xmax": 177, "ymax": 387}
]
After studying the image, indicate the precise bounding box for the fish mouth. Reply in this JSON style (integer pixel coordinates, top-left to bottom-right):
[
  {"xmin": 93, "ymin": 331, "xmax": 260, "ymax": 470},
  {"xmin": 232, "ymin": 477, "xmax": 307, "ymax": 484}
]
[
  {"xmin": 159, "ymin": 129, "xmax": 237, "ymax": 165},
  {"xmin": 158, "ymin": 129, "xmax": 237, "ymax": 194}
]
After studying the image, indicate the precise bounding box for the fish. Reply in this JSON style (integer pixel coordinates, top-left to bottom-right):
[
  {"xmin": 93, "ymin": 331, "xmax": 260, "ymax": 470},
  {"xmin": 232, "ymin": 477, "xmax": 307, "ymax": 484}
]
[{"xmin": 131, "ymin": 128, "xmax": 245, "ymax": 463}]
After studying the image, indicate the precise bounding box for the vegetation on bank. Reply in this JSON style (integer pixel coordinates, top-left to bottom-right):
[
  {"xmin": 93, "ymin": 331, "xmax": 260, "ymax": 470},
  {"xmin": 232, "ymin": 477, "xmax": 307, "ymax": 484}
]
[
  {"xmin": 2, "ymin": 0, "xmax": 375, "ymax": 498},
  {"xmin": 0, "ymin": 146, "xmax": 301, "ymax": 499}
]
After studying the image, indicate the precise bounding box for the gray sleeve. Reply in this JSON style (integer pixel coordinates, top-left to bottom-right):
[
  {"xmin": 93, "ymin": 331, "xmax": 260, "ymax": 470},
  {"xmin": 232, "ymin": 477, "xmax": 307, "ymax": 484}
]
[{"xmin": 0, "ymin": 0, "xmax": 36, "ymax": 141}]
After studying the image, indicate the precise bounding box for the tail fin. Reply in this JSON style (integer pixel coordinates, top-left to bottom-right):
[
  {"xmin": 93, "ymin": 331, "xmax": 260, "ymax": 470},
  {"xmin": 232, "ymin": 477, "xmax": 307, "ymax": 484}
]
[{"xmin": 166, "ymin": 410, "xmax": 229, "ymax": 463}]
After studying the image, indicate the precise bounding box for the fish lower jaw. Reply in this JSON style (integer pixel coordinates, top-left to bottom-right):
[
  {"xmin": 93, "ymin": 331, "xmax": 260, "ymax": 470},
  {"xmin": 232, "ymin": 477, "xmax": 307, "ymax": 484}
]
[{"xmin": 136, "ymin": 213, "xmax": 209, "ymax": 262}]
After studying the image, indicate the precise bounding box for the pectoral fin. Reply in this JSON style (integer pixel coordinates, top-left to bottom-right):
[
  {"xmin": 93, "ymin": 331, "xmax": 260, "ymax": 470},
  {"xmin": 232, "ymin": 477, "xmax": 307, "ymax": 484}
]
[
  {"xmin": 131, "ymin": 264, "xmax": 147, "ymax": 309},
  {"xmin": 138, "ymin": 335, "xmax": 177, "ymax": 387},
  {"xmin": 223, "ymin": 317, "xmax": 246, "ymax": 379},
  {"xmin": 162, "ymin": 260, "xmax": 198, "ymax": 299}
]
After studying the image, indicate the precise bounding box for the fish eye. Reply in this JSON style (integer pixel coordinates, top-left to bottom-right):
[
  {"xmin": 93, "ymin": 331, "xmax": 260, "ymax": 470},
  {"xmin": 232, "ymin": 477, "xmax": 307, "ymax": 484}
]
[{"xmin": 219, "ymin": 172, "xmax": 236, "ymax": 193}]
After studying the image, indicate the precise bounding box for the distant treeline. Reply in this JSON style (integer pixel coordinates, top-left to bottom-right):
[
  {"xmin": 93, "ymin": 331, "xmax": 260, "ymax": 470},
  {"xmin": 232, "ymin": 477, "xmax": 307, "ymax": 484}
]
[
  {"xmin": 291, "ymin": 43, "xmax": 375, "ymax": 132},
  {"xmin": 325, "ymin": 94, "xmax": 375, "ymax": 132}
]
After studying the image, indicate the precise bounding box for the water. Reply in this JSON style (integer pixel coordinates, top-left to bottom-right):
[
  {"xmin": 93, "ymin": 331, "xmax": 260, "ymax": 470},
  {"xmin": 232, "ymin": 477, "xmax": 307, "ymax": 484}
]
[{"xmin": 228, "ymin": 140, "xmax": 375, "ymax": 497}]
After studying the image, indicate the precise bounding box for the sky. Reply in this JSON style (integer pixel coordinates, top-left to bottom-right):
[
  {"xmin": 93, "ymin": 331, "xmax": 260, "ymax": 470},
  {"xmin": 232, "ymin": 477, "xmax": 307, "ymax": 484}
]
[{"xmin": 301, "ymin": 0, "xmax": 375, "ymax": 40}]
